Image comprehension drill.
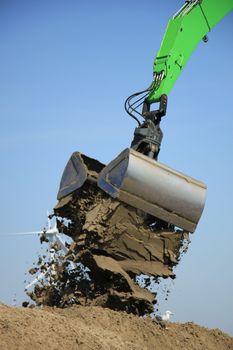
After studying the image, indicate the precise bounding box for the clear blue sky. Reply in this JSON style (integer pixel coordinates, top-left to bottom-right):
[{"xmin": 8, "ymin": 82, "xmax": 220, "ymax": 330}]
[{"xmin": 0, "ymin": 0, "xmax": 233, "ymax": 336}]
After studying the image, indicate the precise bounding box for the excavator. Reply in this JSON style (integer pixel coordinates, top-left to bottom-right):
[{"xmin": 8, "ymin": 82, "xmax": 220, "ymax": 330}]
[{"xmin": 57, "ymin": 0, "xmax": 233, "ymax": 233}]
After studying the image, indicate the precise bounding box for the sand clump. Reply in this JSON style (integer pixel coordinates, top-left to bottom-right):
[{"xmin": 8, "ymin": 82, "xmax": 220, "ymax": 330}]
[{"xmin": 0, "ymin": 303, "xmax": 232, "ymax": 350}]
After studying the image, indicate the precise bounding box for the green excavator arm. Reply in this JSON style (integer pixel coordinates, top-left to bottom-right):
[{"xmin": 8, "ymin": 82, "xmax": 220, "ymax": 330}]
[
  {"xmin": 147, "ymin": 0, "xmax": 233, "ymax": 104},
  {"xmin": 58, "ymin": 0, "xmax": 232, "ymax": 232}
]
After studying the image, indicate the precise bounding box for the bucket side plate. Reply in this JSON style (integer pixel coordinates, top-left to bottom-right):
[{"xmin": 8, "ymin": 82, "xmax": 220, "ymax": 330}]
[{"xmin": 57, "ymin": 152, "xmax": 88, "ymax": 200}]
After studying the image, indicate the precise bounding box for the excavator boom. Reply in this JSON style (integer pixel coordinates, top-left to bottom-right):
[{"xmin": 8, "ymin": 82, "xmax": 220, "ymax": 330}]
[{"xmin": 148, "ymin": 0, "xmax": 233, "ymax": 103}]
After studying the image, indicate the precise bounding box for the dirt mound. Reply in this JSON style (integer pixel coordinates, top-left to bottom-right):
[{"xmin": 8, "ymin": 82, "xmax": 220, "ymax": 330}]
[{"xmin": 0, "ymin": 304, "xmax": 232, "ymax": 350}]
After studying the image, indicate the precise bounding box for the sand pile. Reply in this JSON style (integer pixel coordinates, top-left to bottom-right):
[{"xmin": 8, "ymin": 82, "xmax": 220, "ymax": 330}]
[
  {"xmin": 27, "ymin": 153, "xmax": 189, "ymax": 315},
  {"xmin": 0, "ymin": 303, "xmax": 232, "ymax": 350}
]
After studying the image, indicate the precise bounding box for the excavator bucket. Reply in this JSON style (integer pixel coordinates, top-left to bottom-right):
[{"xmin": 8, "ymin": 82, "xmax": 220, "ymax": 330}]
[
  {"xmin": 57, "ymin": 153, "xmax": 88, "ymax": 200},
  {"xmin": 57, "ymin": 152, "xmax": 104, "ymax": 200},
  {"xmin": 98, "ymin": 148, "xmax": 207, "ymax": 232}
]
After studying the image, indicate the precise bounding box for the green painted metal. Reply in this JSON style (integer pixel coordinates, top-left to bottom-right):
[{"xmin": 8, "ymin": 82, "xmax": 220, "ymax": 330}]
[{"xmin": 147, "ymin": 0, "xmax": 233, "ymax": 104}]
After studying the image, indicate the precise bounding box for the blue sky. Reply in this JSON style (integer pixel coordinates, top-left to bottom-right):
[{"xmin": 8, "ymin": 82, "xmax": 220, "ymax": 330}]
[{"xmin": 0, "ymin": 0, "xmax": 233, "ymax": 336}]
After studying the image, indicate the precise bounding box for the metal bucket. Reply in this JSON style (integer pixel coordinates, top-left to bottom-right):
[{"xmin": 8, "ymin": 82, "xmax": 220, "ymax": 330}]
[
  {"xmin": 57, "ymin": 152, "xmax": 104, "ymax": 200},
  {"xmin": 98, "ymin": 148, "xmax": 207, "ymax": 232}
]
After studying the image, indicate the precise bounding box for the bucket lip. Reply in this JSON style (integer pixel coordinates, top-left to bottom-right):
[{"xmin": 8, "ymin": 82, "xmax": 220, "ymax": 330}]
[{"xmin": 118, "ymin": 187, "xmax": 197, "ymax": 233}]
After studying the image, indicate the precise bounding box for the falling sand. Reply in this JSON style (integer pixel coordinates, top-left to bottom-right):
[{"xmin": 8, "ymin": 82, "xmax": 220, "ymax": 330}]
[{"xmin": 27, "ymin": 153, "xmax": 190, "ymax": 315}]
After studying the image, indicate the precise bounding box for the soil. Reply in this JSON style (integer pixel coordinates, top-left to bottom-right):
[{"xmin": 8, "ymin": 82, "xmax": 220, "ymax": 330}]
[
  {"xmin": 0, "ymin": 303, "xmax": 232, "ymax": 350},
  {"xmin": 27, "ymin": 152, "xmax": 190, "ymax": 315}
]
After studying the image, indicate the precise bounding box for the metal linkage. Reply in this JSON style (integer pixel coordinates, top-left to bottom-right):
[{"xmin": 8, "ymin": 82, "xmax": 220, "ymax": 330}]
[{"xmin": 130, "ymin": 94, "xmax": 168, "ymax": 160}]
